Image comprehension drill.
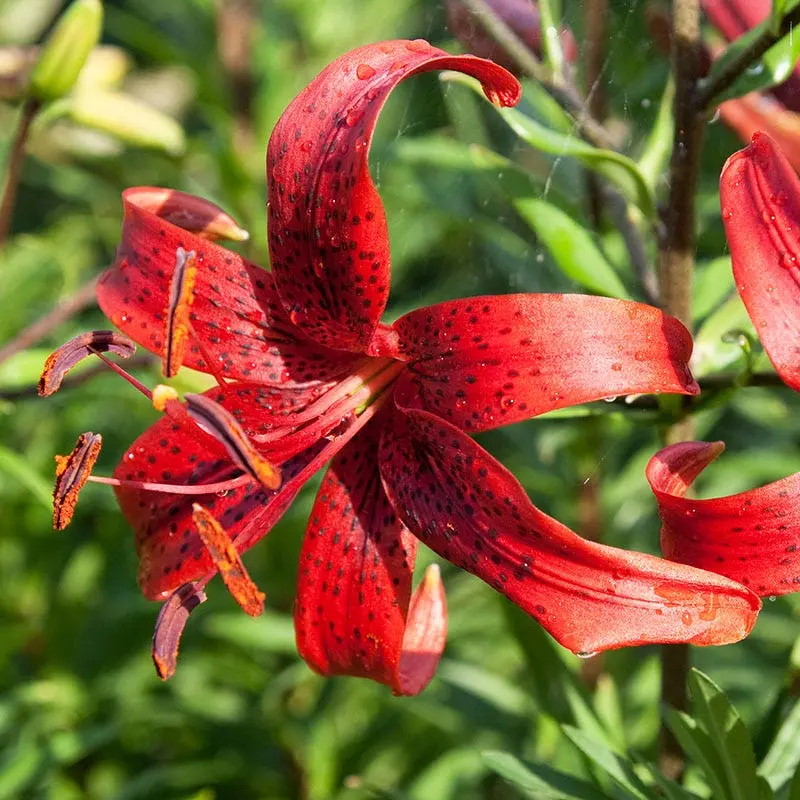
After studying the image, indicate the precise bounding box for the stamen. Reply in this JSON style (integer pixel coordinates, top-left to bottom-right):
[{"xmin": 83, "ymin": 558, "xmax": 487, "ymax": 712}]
[
  {"xmin": 39, "ymin": 331, "xmax": 136, "ymax": 396},
  {"xmin": 163, "ymin": 248, "xmax": 198, "ymax": 378},
  {"xmin": 152, "ymin": 581, "xmax": 207, "ymax": 680},
  {"xmin": 88, "ymin": 472, "xmax": 251, "ymax": 495},
  {"xmin": 192, "ymin": 504, "xmax": 265, "ymax": 616},
  {"xmin": 53, "ymin": 431, "xmax": 102, "ymax": 529},
  {"xmin": 185, "ymin": 393, "xmax": 281, "ymax": 490}
]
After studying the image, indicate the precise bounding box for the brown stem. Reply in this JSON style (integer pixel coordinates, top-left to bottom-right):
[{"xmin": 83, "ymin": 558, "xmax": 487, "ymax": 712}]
[
  {"xmin": 657, "ymin": 0, "xmax": 706, "ymax": 780},
  {"xmin": 0, "ymin": 277, "xmax": 98, "ymax": 366},
  {"xmin": 0, "ymin": 98, "xmax": 39, "ymax": 247},
  {"xmin": 694, "ymin": 7, "xmax": 800, "ymax": 112}
]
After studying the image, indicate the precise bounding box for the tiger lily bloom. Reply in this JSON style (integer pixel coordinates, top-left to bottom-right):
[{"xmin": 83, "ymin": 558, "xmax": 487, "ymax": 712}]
[
  {"xmin": 645, "ymin": 133, "xmax": 800, "ymax": 592},
  {"xmin": 45, "ymin": 41, "xmax": 760, "ymax": 693}
]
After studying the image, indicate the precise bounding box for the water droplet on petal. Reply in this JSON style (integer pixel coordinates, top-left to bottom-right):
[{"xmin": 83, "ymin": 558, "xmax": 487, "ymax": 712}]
[
  {"xmin": 576, "ymin": 651, "xmax": 598, "ymax": 659},
  {"xmin": 681, "ymin": 611, "xmax": 693, "ymax": 626},
  {"xmin": 356, "ymin": 63, "xmax": 376, "ymax": 80}
]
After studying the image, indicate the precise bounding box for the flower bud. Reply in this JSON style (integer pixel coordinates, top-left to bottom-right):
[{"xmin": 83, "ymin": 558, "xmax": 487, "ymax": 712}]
[
  {"xmin": 29, "ymin": 0, "xmax": 103, "ymax": 102},
  {"xmin": 69, "ymin": 89, "xmax": 186, "ymax": 155}
]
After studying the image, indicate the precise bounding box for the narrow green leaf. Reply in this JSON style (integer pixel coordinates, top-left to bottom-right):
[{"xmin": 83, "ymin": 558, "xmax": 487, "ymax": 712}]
[
  {"xmin": 0, "ymin": 444, "xmax": 51, "ymax": 509},
  {"xmin": 665, "ymin": 708, "xmax": 730, "ymax": 800},
  {"xmin": 761, "ymin": 700, "xmax": 800, "ymax": 790},
  {"xmin": 482, "ymin": 751, "xmax": 612, "ymax": 800},
  {"xmin": 693, "ymin": 257, "xmax": 735, "ymax": 322},
  {"xmin": 702, "ymin": 16, "xmax": 800, "ymax": 104},
  {"xmin": 689, "ymin": 669, "xmax": 762, "ymax": 800},
  {"xmin": 561, "ymin": 726, "xmax": 651, "ymax": 800},
  {"xmin": 514, "ymin": 198, "xmax": 630, "ymax": 298},
  {"xmin": 638, "ymin": 76, "xmax": 675, "ymax": 192},
  {"xmin": 537, "ymin": 0, "xmax": 564, "ymax": 77},
  {"xmin": 442, "ymin": 72, "xmax": 656, "ymax": 217}
]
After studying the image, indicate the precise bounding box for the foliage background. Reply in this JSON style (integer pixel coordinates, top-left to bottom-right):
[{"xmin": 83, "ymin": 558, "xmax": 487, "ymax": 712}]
[{"xmin": 1, "ymin": 0, "xmax": 800, "ymax": 797}]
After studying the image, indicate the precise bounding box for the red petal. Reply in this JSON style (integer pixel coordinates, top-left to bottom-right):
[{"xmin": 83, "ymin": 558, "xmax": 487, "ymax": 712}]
[
  {"xmin": 385, "ymin": 295, "xmax": 698, "ymax": 433},
  {"xmin": 719, "ymin": 96, "xmax": 800, "ymax": 172},
  {"xmin": 721, "ymin": 133, "xmax": 800, "ymax": 391},
  {"xmin": 444, "ymin": 0, "xmax": 578, "ymax": 73},
  {"xmin": 295, "ymin": 423, "xmax": 445, "ymax": 695},
  {"xmin": 702, "ymin": 0, "xmax": 771, "ymax": 40},
  {"xmin": 116, "ymin": 383, "xmax": 328, "ymax": 599},
  {"xmin": 97, "ymin": 187, "xmax": 360, "ymax": 386},
  {"xmin": 379, "ymin": 408, "xmax": 760, "ymax": 653},
  {"xmin": 647, "ymin": 441, "xmax": 800, "ymax": 596},
  {"xmin": 267, "ymin": 40, "xmax": 520, "ymax": 351}
]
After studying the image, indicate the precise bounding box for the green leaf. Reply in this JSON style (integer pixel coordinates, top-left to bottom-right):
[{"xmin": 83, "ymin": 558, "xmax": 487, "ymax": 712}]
[
  {"xmin": 703, "ymin": 15, "xmax": 800, "ymax": 104},
  {"xmin": 693, "ymin": 257, "xmax": 735, "ymax": 322},
  {"xmin": 537, "ymin": 0, "xmax": 564, "ymax": 77},
  {"xmin": 442, "ymin": 72, "xmax": 656, "ymax": 217},
  {"xmin": 761, "ymin": 700, "xmax": 800, "ymax": 791},
  {"xmin": 665, "ymin": 709, "xmax": 730, "ymax": 800},
  {"xmin": 0, "ymin": 444, "xmax": 51, "ymax": 509},
  {"xmin": 687, "ymin": 669, "xmax": 764, "ymax": 800},
  {"xmin": 692, "ymin": 294, "xmax": 756, "ymax": 377},
  {"xmin": 514, "ymin": 199, "xmax": 630, "ymax": 298},
  {"xmin": 482, "ymin": 751, "xmax": 612, "ymax": 800},
  {"xmin": 561, "ymin": 726, "xmax": 651, "ymax": 800},
  {"xmin": 638, "ymin": 75, "xmax": 675, "ymax": 192}
]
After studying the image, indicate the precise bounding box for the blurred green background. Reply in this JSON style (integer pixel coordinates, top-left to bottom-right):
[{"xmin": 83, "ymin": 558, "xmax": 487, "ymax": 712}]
[{"xmin": 2, "ymin": 0, "xmax": 800, "ymax": 797}]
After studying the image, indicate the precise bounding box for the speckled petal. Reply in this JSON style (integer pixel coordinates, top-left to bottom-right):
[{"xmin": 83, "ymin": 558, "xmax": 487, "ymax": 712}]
[
  {"xmin": 97, "ymin": 187, "xmax": 361, "ymax": 387},
  {"xmin": 385, "ymin": 294, "xmax": 698, "ymax": 433},
  {"xmin": 116, "ymin": 382, "xmax": 327, "ymax": 599},
  {"xmin": 267, "ymin": 40, "xmax": 520, "ymax": 351},
  {"xmin": 295, "ymin": 422, "xmax": 446, "ymax": 695},
  {"xmin": 647, "ymin": 441, "xmax": 800, "ymax": 596},
  {"xmin": 379, "ymin": 407, "xmax": 760, "ymax": 654}
]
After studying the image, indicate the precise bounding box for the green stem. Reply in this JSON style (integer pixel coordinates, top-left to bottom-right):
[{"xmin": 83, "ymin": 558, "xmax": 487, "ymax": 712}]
[{"xmin": 0, "ymin": 99, "xmax": 39, "ymax": 248}]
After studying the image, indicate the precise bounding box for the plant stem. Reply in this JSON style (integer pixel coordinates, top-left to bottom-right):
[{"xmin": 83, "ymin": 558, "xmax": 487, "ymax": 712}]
[
  {"xmin": 694, "ymin": 7, "xmax": 800, "ymax": 112},
  {"xmin": 0, "ymin": 98, "xmax": 39, "ymax": 248},
  {"xmin": 658, "ymin": 0, "xmax": 705, "ymax": 780},
  {"xmin": 456, "ymin": 0, "xmax": 615, "ymax": 150},
  {"xmin": 0, "ymin": 277, "xmax": 98, "ymax": 366},
  {"xmin": 455, "ymin": 0, "xmax": 659, "ymax": 303}
]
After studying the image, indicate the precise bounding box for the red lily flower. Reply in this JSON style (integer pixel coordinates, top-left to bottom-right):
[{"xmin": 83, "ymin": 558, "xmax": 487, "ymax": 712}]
[
  {"xmin": 52, "ymin": 40, "xmax": 761, "ymax": 692},
  {"xmin": 647, "ymin": 442, "xmax": 800, "ymax": 597},
  {"xmin": 645, "ymin": 133, "xmax": 800, "ymax": 593}
]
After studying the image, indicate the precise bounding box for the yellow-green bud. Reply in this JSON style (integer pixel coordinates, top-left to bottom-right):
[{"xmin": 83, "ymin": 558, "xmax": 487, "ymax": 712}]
[
  {"xmin": 29, "ymin": 0, "xmax": 103, "ymax": 102},
  {"xmin": 70, "ymin": 89, "xmax": 185, "ymax": 155}
]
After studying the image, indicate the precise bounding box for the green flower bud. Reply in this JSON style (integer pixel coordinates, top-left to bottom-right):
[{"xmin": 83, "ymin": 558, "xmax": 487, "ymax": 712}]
[
  {"xmin": 70, "ymin": 89, "xmax": 185, "ymax": 155},
  {"xmin": 29, "ymin": 0, "xmax": 103, "ymax": 102}
]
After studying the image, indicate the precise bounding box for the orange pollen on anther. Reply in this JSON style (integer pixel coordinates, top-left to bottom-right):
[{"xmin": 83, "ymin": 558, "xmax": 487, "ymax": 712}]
[
  {"xmin": 53, "ymin": 431, "xmax": 103, "ymax": 530},
  {"xmin": 191, "ymin": 503, "xmax": 265, "ymax": 616},
  {"xmin": 152, "ymin": 384, "xmax": 180, "ymax": 412},
  {"xmin": 162, "ymin": 247, "xmax": 198, "ymax": 378}
]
